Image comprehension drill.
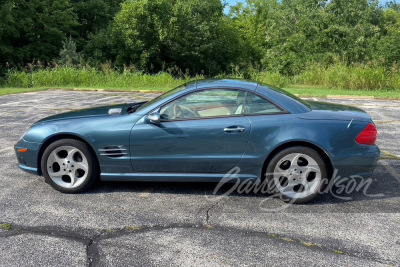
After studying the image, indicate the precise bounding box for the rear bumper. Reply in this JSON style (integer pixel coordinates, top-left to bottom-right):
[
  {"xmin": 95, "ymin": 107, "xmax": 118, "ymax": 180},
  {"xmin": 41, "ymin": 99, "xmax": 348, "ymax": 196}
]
[{"xmin": 330, "ymin": 146, "xmax": 380, "ymax": 179}]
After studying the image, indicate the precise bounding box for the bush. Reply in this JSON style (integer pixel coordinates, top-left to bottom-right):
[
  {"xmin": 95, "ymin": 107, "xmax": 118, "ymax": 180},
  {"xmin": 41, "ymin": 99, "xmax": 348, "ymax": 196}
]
[
  {"xmin": 251, "ymin": 72, "xmax": 290, "ymax": 88},
  {"xmin": 295, "ymin": 63, "xmax": 399, "ymax": 91},
  {"xmin": 4, "ymin": 66, "xmax": 196, "ymax": 89},
  {"xmin": 3, "ymin": 63, "xmax": 400, "ymax": 92},
  {"xmin": 58, "ymin": 37, "xmax": 83, "ymax": 66}
]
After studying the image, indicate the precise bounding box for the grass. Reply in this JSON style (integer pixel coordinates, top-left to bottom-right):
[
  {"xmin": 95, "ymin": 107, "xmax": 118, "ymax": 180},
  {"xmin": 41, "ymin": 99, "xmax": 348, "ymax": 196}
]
[
  {"xmin": 125, "ymin": 226, "xmax": 142, "ymax": 231},
  {"xmin": 284, "ymin": 85, "xmax": 400, "ymax": 99},
  {"xmin": 0, "ymin": 224, "xmax": 12, "ymax": 231},
  {"xmin": 332, "ymin": 249, "xmax": 344, "ymax": 255},
  {"xmin": 2, "ymin": 85, "xmax": 400, "ymax": 99},
  {"xmin": 0, "ymin": 87, "xmax": 51, "ymax": 96},
  {"xmin": 1, "ymin": 65, "xmax": 400, "ymax": 99},
  {"xmin": 2, "ymin": 67, "xmax": 203, "ymax": 90},
  {"xmin": 294, "ymin": 62, "xmax": 400, "ymax": 91}
]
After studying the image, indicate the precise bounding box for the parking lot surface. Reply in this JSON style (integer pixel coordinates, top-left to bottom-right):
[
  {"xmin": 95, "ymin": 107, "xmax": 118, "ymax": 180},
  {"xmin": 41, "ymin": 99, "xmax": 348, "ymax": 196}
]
[{"xmin": 0, "ymin": 90, "xmax": 399, "ymax": 266}]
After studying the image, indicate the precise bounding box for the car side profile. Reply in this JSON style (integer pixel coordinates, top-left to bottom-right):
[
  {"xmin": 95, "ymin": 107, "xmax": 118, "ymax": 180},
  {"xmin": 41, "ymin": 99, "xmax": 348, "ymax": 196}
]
[{"xmin": 15, "ymin": 79, "xmax": 379, "ymax": 203}]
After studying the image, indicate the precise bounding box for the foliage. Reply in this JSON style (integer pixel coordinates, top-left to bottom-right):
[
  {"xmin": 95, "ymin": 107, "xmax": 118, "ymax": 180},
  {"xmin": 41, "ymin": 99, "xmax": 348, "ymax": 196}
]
[
  {"xmin": 2, "ymin": 0, "xmax": 400, "ymax": 90},
  {"xmin": 70, "ymin": 0, "xmax": 124, "ymax": 50},
  {"xmin": 0, "ymin": 0, "xmax": 78, "ymax": 68},
  {"xmin": 59, "ymin": 37, "xmax": 83, "ymax": 66},
  {"xmin": 4, "ymin": 62, "xmax": 400, "ymax": 91},
  {"xmin": 4, "ymin": 65, "xmax": 198, "ymax": 90},
  {"xmin": 229, "ymin": 0, "xmax": 385, "ymax": 75},
  {"xmin": 294, "ymin": 62, "xmax": 394, "ymax": 90},
  {"xmin": 102, "ymin": 0, "xmax": 241, "ymax": 75}
]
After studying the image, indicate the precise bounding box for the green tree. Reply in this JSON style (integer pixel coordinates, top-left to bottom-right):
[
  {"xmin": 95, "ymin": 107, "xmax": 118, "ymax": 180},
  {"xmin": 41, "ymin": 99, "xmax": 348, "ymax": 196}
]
[
  {"xmin": 231, "ymin": 0, "xmax": 332, "ymax": 74},
  {"xmin": 373, "ymin": 8, "xmax": 400, "ymax": 67},
  {"xmin": 0, "ymin": 0, "xmax": 78, "ymax": 68},
  {"xmin": 231, "ymin": 0, "xmax": 384, "ymax": 75},
  {"xmin": 325, "ymin": 0, "xmax": 383, "ymax": 63},
  {"xmin": 102, "ymin": 0, "xmax": 241, "ymax": 75},
  {"xmin": 71, "ymin": 0, "xmax": 123, "ymax": 51}
]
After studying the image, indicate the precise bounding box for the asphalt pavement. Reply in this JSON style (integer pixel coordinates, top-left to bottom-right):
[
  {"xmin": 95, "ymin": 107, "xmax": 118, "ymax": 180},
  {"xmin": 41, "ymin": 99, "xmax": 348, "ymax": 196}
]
[{"xmin": 0, "ymin": 90, "xmax": 399, "ymax": 266}]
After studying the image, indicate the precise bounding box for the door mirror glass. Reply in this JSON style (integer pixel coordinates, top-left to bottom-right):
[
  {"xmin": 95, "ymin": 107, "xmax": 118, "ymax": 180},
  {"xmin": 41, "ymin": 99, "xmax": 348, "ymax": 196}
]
[{"xmin": 147, "ymin": 111, "xmax": 161, "ymax": 124}]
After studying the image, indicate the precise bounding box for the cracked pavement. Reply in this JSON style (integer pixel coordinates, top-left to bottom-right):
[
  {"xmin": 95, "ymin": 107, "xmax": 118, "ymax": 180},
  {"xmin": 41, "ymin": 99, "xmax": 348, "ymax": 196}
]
[{"xmin": 0, "ymin": 90, "xmax": 399, "ymax": 266}]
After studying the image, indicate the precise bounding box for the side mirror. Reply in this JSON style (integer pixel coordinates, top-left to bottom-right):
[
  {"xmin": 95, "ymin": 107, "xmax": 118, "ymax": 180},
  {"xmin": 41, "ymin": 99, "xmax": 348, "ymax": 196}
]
[{"xmin": 147, "ymin": 111, "xmax": 161, "ymax": 124}]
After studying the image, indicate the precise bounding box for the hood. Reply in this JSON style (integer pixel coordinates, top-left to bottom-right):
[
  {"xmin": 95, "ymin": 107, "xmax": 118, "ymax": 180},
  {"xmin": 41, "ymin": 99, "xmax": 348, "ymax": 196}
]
[
  {"xmin": 294, "ymin": 100, "xmax": 371, "ymax": 121},
  {"xmin": 37, "ymin": 103, "xmax": 133, "ymax": 123}
]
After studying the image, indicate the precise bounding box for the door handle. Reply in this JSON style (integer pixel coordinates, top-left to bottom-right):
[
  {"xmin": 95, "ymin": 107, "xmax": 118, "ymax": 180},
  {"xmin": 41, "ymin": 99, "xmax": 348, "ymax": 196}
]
[{"xmin": 224, "ymin": 126, "xmax": 246, "ymax": 133}]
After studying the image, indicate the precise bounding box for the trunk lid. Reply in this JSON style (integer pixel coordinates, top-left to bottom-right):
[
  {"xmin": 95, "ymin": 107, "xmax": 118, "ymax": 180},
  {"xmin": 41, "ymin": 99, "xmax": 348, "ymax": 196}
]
[{"xmin": 294, "ymin": 100, "xmax": 371, "ymax": 121}]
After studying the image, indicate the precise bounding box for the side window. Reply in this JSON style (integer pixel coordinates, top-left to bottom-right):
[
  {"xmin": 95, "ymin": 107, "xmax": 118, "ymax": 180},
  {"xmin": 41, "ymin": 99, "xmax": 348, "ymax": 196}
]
[
  {"xmin": 160, "ymin": 89, "xmax": 246, "ymax": 120},
  {"xmin": 244, "ymin": 93, "xmax": 283, "ymax": 115}
]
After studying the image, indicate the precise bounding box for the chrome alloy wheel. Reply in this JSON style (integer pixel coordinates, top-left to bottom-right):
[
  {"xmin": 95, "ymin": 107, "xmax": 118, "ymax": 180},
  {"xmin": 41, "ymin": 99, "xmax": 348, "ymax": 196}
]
[
  {"xmin": 46, "ymin": 146, "xmax": 89, "ymax": 189},
  {"xmin": 273, "ymin": 153, "xmax": 322, "ymax": 199}
]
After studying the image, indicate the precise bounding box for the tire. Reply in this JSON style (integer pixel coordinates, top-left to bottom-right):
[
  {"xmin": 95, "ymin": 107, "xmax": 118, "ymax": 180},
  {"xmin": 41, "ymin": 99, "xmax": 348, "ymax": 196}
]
[
  {"xmin": 41, "ymin": 139, "xmax": 99, "ymax": 193},
  {"xmin": 265, "ymin": 146, "xmax": 328, "ymax": 204}
]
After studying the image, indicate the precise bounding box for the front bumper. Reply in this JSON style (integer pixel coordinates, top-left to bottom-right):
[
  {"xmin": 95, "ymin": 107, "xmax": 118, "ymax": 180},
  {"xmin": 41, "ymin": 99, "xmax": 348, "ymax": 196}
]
[
  {"xmin": 14, "ymin": 139, "xmax": 42, "ymax": 176},
  {"xmin": 17, "ymin": 164, "xmax": 39, "ymax": 175}
]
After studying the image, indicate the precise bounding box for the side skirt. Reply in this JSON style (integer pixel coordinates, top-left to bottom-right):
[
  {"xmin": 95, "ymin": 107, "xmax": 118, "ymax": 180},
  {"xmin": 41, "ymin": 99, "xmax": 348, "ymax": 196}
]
[{"xmin": 100, "ymin": 172, "xmax": 259, "ymax": 182}]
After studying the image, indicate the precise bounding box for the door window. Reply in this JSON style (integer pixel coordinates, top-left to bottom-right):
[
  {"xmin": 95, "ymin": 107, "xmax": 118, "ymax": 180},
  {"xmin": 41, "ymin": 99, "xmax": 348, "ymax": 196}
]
[
  {"xmin": 244, "ymin": 93, "xmax": 283, "ymax": 115},
  {"xmin": 160, "ymin": 89, "xmax": 246, "ymax": 120}
]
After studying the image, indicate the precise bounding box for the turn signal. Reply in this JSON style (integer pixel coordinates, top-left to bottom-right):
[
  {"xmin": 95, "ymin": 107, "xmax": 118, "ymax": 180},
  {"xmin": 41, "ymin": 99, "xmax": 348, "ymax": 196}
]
[
  {"xmin": 356, "ymin": 123, "xmax": 377, "ymax": 145},
  {"xmin": 18, "ymin": 148, "xmax": 28, "ymax": 153}
]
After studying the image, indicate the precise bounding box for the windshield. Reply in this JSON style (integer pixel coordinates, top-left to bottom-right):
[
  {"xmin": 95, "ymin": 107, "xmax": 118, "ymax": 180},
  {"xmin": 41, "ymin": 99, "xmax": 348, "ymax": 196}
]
[{"xmin": 136, "ymin": 85, "xmax": 187, "ymax": 112}]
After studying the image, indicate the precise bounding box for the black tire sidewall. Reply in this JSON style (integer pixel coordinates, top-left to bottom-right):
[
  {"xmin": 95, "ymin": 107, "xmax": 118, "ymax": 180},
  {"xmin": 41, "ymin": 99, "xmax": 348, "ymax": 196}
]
[
  {"xmin": 41, "ymin": 139, "xmax": 98, "ymax": 193},
  {"xmin": 266, "ymin": 146, "xmax": 328, "ymax": 204}
]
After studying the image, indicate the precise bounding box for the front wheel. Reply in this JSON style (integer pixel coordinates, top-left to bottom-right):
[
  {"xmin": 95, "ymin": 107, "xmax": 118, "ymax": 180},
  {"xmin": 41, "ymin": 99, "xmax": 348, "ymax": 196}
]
[
  {"xmin": 41, "ymin": 139, "xmax": 99, "ymax": 193},
  {"xmin": 265, "ymin": 146, "xmax": 328, "ymax": 204}
]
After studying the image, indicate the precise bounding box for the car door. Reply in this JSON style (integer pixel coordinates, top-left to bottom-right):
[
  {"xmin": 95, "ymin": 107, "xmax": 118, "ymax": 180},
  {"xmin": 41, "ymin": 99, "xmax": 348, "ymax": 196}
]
[{"xmin": 130, "ymin": 89, "xmax": 251, "ymax": 173}]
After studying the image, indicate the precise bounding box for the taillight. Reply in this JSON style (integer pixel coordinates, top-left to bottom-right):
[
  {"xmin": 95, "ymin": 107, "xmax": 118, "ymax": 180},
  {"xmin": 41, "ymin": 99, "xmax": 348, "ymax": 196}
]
[{"xmin": 356, "ymin": 123, "xmax": 377, "ymax": 145}]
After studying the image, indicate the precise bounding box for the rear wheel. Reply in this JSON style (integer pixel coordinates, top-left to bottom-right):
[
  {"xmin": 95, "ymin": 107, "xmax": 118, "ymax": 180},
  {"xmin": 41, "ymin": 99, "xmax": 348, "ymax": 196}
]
[
  {"xmin": 266, "ymin": 146, "xmax": 328, "ymax": 204},
  {"xmin": 41, "ymin": 139, "xmax": 98, "ymax": 193}
]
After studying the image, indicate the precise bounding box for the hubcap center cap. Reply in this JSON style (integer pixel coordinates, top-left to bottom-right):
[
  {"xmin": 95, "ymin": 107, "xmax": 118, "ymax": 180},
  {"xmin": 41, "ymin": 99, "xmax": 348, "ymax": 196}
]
[
  {"xmin": 65, "ymin": 161, "xmax": 73, "ymax": 170},
  {"xmin": 290, "ymin": 169, "xmax": 302, "ymax": 180}
]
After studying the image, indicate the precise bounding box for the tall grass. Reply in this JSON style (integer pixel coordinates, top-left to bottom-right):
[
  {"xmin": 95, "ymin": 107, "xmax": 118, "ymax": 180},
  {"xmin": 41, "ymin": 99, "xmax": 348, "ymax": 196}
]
[
  {"xmin": 2, "ymin": 63, "xmax": 400, "ymax": 91},
  {"xmin": 4, "ymin": 67, "xmax": 194, "ymax": 90},
  {"xmin": 295, "ymin": 62, "xmax": 400, "ymax": 91},
  {"xmin": 212, "ymin": 70, "xmax": 289, "ymax": 87},
  {"xmin": 3, "ymin": 66, "xmax": 290, "ymax": 90},
  {"xmin": 251, "ymin": 72, "xmax": 290, "ymax": 88}
]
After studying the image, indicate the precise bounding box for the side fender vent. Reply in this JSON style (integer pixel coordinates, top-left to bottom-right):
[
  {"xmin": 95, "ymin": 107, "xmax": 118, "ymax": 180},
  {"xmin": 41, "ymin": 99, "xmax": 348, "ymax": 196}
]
[{"xmin": 99, "ymin": 146, "xmax": 127, "ymax": 158}]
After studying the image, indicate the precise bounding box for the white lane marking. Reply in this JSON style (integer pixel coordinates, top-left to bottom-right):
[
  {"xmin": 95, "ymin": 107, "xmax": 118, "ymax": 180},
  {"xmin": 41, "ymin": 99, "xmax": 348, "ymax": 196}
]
[
  {"xmin": 380, "ymin": 160, "xmax": 400, "ymax": 183},
  {"xmin": 0, "ymin": 147, "xmax": 13, "ymax": 153},
  {"xmin": 0, "ymin": 95, "xmax": 72, "ymax": 107},
  {"xmin": 93, "ymin": 95, "xmax": 121, "ymax": 103},
  {"xmin": 0, "ymin": 99, "xmax": 45, "ymax": 107},
  {"xmin": 0, "ymin": 101, "xmax": 26, "ymax": 107}
]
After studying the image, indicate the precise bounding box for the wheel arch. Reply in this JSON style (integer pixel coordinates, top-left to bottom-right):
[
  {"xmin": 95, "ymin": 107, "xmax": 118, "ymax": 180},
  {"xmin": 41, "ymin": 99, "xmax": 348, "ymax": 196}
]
[
  {"xmin": 261, "ymin": 141, "xmax": 333, "ymax": 180},
  {"xmin": 37, "ymin": 133, "xmax": 99, "ymax": 176}
]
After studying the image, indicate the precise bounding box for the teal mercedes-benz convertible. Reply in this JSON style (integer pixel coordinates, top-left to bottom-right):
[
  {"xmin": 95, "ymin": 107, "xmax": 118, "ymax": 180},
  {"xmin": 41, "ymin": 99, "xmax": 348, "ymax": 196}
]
[{"xmin": 15, "ymin": 79, "xmax": 379, "ymax": 203}]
